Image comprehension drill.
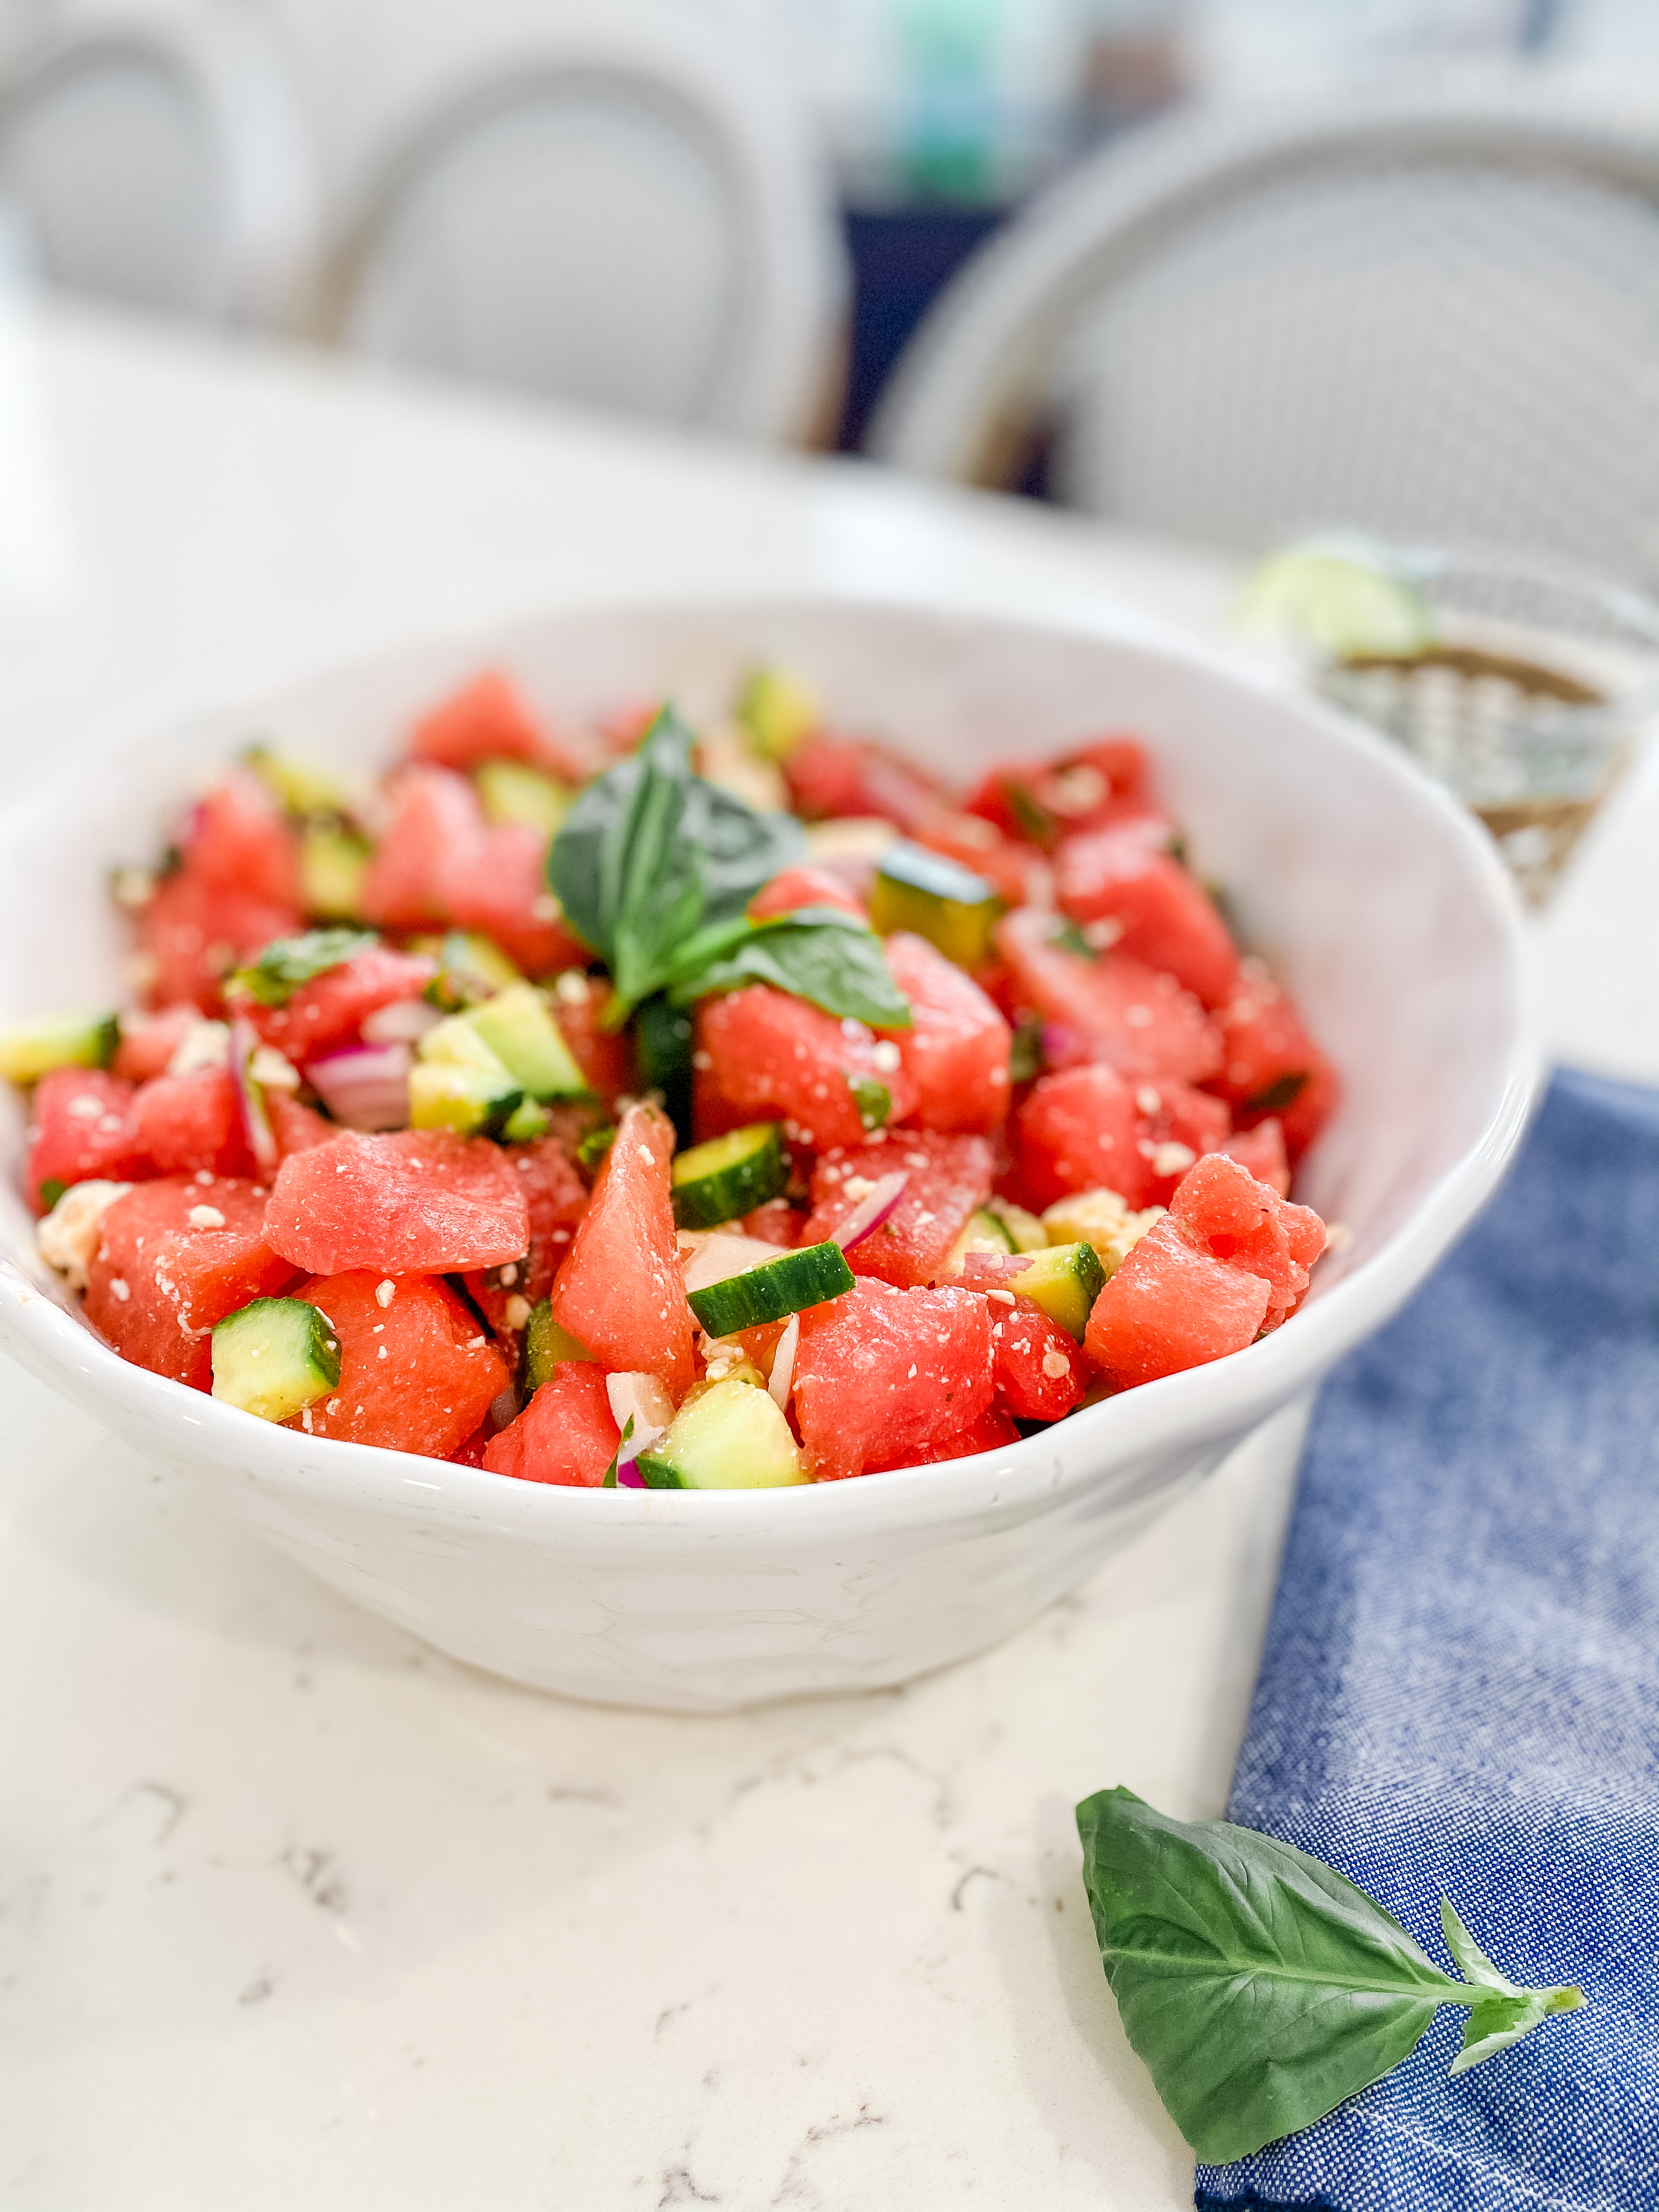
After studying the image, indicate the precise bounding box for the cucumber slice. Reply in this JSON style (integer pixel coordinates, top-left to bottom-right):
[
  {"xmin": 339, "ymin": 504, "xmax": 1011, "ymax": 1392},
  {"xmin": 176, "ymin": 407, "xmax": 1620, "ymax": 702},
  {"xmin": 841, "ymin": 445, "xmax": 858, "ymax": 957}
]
[
  {"xmin": 1007, "ymin": 1240, "xmax": 1107, "ymax": 1341},
  {"xmin": 736, "ymin": 665, "xmax": 820, "ymax": 763},
  {"xmin": 245, "ymin": 745, "xmax": 359, "ymax": 818},
  {"xmin": 229, "ymin": 928, "xmax": 376, "ymax": 1008},
  {"xmin": 502, "ymin": 1097, "xmax": 551, "ymax": 1142},
  {"xmin": 868, "ymin": 842, "xmax": 1002, "ymax": 968},
  {"xmin": 299, "ymin": 824, "xmax": 370, "ymax": 919},
  {"xmin": 523, "ymin": 1300, "xmax": 592, "ymax": 1391},
  {"xmin": 671, "ymin": 1121, "xmax": 787, "ymax": 1229},
  {"xmin": 686, "ymin": 1239, "xmax": 854, "ymax": 1336},
  {"xmin": 0, "ymin": 1008, "xmax": 118, "ymax": 1084},
  {"xmin": 985, "ymin": 1197, "xmax": 1048, "ymax": 1254},
  {"xmin": 636, "ymin": 1376, "xmax": 809, "ymax": 1489},
  {"xmin": 941, "ymin": 1206, "xmax": 1017, "ymax": 1277},
  {"xmin": 408, "ymin": 1059, "xmax": 524, "ymax": 1137},
  {"xmin": 417, "ymin": 930, "xmax": 526, "ymax": 1009},
  {"xmin": 475, "ymin": 759, "xmax": 571, "ymax": 834},
  {"xmin": 464, "ymin": 983, "xmax": 587, "ymax": 1099},
  {"xmin": 211, "ymin": 1296, "xmax": 341, "ymax": 1423}
]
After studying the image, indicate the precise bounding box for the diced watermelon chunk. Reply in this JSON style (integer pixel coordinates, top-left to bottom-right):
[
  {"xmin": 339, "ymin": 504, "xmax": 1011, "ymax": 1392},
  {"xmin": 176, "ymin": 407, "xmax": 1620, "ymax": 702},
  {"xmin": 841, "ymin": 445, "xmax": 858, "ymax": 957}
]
[
  {"xmin": 550, "ymin": 1102, "xmax": 692, "ymax": 1395},
  {"xmin": 132, "ymin": 1067, "xmax": 255, "ymax": 1180},
  {"xmin": 783, "ymin": 735, "xmax": 941, "ymax": 831},
  {"xmin": 359, "ymin": 767, "xmax": 484, "ymax": 931},
  {"xmin": 964, "ymin": 736, "xmax": 1159, "ymax": 850},
  {"xmin": 137, "ymin": 870, "xmax": 303, "ymax": 1014},
  {"xmin": 869, "ymin": 1400, "xmax": 1019, "ymax": 1468},
  {"xmin": 1167, "ymin": 1152, "xmax": 1325, "ymax": 1329},
  {"xmin": 1217, "ymin": 1118, "xmax": 1290, "ymax": 1197},
  {"xmin": 85, "ymin": 1177, "xmax": 298, "ymax": 1389},
  {"xmin": 185, "ymin": 770, "xmax": 302, "ymax": 909},
  {"xmin": 988, "ymin": 1293, "xmax": 1088, "ymax": 1422},
  {"xmin": 1136, "ymin": 1077, "xmax": 1233, "ymax": 1205},
  {"xmin": 1011, "ymin": 1065, "xmax": 1146, "ymax": 1211},
  {"xmin": 741, "ymin": 1198, "xmax": 800, "ymax": 1247},
  {"xmin": 878, "ymin": 933, "xmax": 1011, "ymax": 1136},
  {"xmin": 995, "ymin": 908, "xmax": 1221, "ymax": 1086},
  {"xmin": 236, "ymin": 945, "xmax": 436, "ymax": 1057},
  {"xmin": 1210, "ymin": 967, "xmax": 1340, "ymax": 1164},
  {"xmin": 483, "ymin": 1363, "xmax": 621, "ymax": 1487},
  {"xmin": 267, "ymin": 1091, "xmax": 339, "ymax": 1159},
  {"xmin": 549, "ymin": 980, "xmax": 635, "ymax": 1107},
  {"xmin": 464, "ymin": 1136, "xmax": 589, "ymax": 1328},
  {"xmin": 793, "ymin": 1278, "xmax": 995, "ymax": 1481},
  {"xmin": 27, "ymin": 1068, "xmax": 145, "ymax": 1210},
  {"xmin": 799, "ymin": 1131, "xmax": 994, "ymax": 1288},
  {"xmin": 447, "ymin": 823, "xmax": 588, "ymax": 974},
  {"xmin": 695, "ymin": 985, "xmax": 919, "ymax": 1153},
  {"xmin": 262, "ymin": 1129, "xmax": 529, "ymax": 1276},
  {"xmin": 1084, "ymin": 1218, "xmax": 1272, "ymax": 1391},
  {"xmin": 748, "ymin": 865, "xmax": 867, "ymax": 922},
  {"xmin": 113, "ymin": 1004, "xmax": 200, "ymax": 1084},
  {"xmin": 1056, "ymin": 825, "xmax": 1241, "ymax": 1009},
  {"xmin": 409, "ymin": 669, "xmax": 588, "ymax": 777},
  {"xmin": 287, "ymin": 1270, "xmax": 507, "ymax": 1457}
]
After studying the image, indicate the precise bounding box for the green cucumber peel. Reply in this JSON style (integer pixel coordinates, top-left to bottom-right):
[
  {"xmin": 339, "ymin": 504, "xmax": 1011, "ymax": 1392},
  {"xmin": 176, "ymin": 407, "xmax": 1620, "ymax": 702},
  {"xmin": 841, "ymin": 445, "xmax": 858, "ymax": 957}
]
[{"xmin": 1075, "ymin": 1787, "xmax": 1585, "ymax": 2164}]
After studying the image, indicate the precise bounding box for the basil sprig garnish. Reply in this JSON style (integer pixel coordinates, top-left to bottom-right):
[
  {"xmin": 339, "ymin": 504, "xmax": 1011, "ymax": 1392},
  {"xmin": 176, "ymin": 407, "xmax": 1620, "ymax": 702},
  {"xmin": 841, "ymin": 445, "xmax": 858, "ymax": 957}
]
[
  {"xmin": 1076, "ymin": 1788, "xmax": 1585, "ymax": 2164},
  {"xmin": 549, "ymin": 707, "xmax": 909, "ymax": 1030}
]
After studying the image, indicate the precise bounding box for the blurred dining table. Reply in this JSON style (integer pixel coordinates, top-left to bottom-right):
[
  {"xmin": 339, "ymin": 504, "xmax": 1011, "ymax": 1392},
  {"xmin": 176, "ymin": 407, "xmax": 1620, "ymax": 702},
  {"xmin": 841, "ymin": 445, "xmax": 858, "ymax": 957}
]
[{"xmin": 4, "ymin": 296, "xmax": 1657, "ymax": 2212}]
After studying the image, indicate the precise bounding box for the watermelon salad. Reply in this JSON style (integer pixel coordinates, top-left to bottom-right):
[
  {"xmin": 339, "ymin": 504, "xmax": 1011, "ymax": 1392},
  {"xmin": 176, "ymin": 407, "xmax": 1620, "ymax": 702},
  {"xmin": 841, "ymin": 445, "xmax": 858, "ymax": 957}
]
[{"xmin": 1, "ymin": 665, "xmax": 1338, "ymax": 1489}]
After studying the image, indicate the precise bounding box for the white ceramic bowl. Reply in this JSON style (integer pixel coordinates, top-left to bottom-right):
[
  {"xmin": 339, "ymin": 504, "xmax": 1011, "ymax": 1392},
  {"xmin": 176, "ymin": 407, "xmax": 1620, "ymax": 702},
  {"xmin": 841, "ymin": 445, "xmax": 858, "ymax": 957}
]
[{"xmin": 0, "ymin": 599, "xmax": 1535, "ymax": 1711}]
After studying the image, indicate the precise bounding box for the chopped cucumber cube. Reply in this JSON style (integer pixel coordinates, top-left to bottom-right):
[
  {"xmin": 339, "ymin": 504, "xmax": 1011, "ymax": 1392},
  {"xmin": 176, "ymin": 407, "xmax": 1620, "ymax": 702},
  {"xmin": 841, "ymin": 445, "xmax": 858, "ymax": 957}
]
[
  {"xmin": 408, "ymin": 1059, "xmax": 524, "ymax": 1137},
  {"xmin": 671, "ymin": 1121, "xmax": 788, "ymax": 1230},
  {"xmin": 941, "ymin": 1206, "xmax": 1017, "ymax": 1277},
  {"xmin": 686, "ymin": 1239, "xmax": 854, "ymax": 1337},
  {"xmin": 475, "ymin": 759, "xmax": 571, "ymax": 835},
  {"xmin": 637, "ymin": 1376, "xmax": 809, "ymax": 1489},
  {"xmin": 419, "ymin": 1015, "xmax": 513, "ymax": 1074},
  {"xmin": 736, "ymin": 665, "xmax": 820, "ymax": 763},
  {"xmin": 416, "ymin": 930, "xmax": 526, "ymax": 1009},
  {"xmin": 0, "ymin": 1008, "xmax": 118, "ymax": 1084},
  {"xmin": 245, "ymin": 744, "xmax": 360, "ymax": 819},
  {"xmin": 229, "ymin": 927, "xmax": 376, "ymax": 1008},
  {"xmin": 502, "ymin": 1097, "xmax": 551, "ymax": 1142},
  {"xmin": 523, "ymin": 1300, "xmax": 592, "ymax": 1391},
  {"xmin": 212, "ymin": 1296, "xmax": 340, "ymax": 1423},
  {"xmin": 299, "ymin": 824, "xmax": 370, "ymax": 920},
  {"xmin": 868, "ymin": 842, "xmax": 1002, "ymax": 968},
  {"xmin": 985, "ymin": 1197, "xmax": 1048, "ymax": 1253},
  {"xmin": 463, "ymin": 983, "xmax": 587, "ymax": 1099},
  {"xmin": 1007, "ymin": 1240, "xmax": 1107, "ymax": 1341}
]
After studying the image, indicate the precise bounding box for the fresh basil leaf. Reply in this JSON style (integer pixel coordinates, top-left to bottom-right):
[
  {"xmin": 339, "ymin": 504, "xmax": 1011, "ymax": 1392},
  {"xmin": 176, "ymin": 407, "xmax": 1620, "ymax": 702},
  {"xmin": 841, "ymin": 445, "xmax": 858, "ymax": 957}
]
[
  {"xmin": 1075, "ymin": 1790, "xmax": 1586, "ymax": 2162},
  {"xmin": 548, "ymin": 705, "xmax": 805, "ymax": 978},
  {"xmin": 1440, "ymin": 1900, "xmax": 1585, "ymax": 2075},
  {"xmin": 602, "ymin": 711, "xmax": 706, "ymax": 1019},
  {"xmin": 576, "ymin": 1124, "xmax": 616, "ymax": 1172},
  {"xmin": 667, "ymin": 910, "xmax": 912, "ymax": 1030},
  {"xmin": 229, "ymin": 927, "xmax": 377, "ymax": 1007},
  {"xmin": 635, "ymin": 993, "xmax": 695, "ymax": 1144},
  {"xmin": 847, "ymin": 1074, "xmax": 891, "ymax": 1131}
]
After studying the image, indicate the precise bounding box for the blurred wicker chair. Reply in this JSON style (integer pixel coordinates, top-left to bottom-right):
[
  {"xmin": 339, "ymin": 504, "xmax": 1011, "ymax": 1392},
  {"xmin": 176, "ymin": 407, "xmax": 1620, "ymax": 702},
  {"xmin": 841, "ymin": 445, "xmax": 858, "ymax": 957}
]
[
  {"xmin": 319, "ymin": 5, "xmax": 847, "ymax": 447},
  {"xmin": 0, "ymin": 0, "xmax": 319, "ymax": 326},
  {"xmin": 871, "ymin": 74, "xmax": 1659, "ymax": 582}
]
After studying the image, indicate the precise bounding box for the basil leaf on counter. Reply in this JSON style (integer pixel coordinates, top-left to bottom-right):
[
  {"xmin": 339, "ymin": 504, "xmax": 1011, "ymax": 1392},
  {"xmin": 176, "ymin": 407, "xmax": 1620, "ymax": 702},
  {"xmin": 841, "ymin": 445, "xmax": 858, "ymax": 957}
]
[
  {"xmin": 1075, "ymin": 1787, "xmax": 1585, "ymax": 2164},
  {"xmin": 666, "ymin": 907, "xmax": 912, "ymax": 1030}
]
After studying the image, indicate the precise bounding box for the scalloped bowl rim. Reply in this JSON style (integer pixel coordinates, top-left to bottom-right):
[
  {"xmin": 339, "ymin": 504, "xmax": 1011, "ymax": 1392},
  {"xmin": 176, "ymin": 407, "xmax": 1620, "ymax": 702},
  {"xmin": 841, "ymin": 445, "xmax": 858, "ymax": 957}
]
[{"xmin": 0, "ymin": 592, "xmax": 1539, "ymax": 1544}]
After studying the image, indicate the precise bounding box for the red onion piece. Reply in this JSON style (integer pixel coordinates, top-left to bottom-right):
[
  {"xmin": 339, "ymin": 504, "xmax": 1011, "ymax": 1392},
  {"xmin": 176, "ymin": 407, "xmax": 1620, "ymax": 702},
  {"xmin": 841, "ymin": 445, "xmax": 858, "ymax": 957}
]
[
  {"xmin": 306, "ymin": 1040, "xmax": 411, "ymax": 1131},
  {"xmin": 605, "ymin": 1373, "xmax": 674, "ymax": 1480},
  {"xmin": 617, "ymin": 1459, "xmax": 646, "ymax": 1489},
  {"xmin": 831, "ymin": 1170, "xmax": 909, "ymax": 1251},
  {"xmin": 1039, "ymin": 1022, "xmax": 1080, "ymax": 1069},
  {"xmin": 768, "ymin": 1311, "xmax": 800, "ymax": 1413},
  {"xmin": 228, "ymin": 1015, "xmax": 278, "ymax": 1175}
]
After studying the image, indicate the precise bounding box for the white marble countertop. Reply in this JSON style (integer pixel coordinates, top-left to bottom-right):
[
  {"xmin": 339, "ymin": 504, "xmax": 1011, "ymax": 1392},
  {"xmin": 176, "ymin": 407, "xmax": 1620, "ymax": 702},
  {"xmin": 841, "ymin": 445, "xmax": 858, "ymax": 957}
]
[{"xmin": 4, "ymin": 301, "xmax": 1658, "ymax": 2212}]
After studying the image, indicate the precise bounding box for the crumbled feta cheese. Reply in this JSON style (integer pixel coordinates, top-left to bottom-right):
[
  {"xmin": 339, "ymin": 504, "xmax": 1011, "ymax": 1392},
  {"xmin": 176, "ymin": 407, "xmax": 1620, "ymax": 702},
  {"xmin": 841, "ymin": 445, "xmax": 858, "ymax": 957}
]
[
  {"xmin": 504, "ymin": 1294, "xmax": 532, "ymax": 1329},
  {"xmin": 1042, "ymin": 1347, "xmax": 1072, "ymax": 1380},
  {"xmin": 1150, "ymin": 1142, "xmax": 1196, "ymax": 1178},
  {"xmin": 109, "ymin": 1277, "xmax": 130, "ymax": 1302},
  {"xmin": 1136, "ymin": 1086, "xmax": 1162, "ymax": 1116},
  {"xmin": 36, "ymin": 1180, "xmax": 133, "ymax": 1291},
  {"xmin": 554, "ymin": 969, "xmax": 591, "ymax": 1006},
  {"xmin": 1040, "ymin": 1187, "xmax": 1165, "ymax": 1279},
  {"xmin": 66, "ymin": 1093, "xmax": 103, "ymax": 1122},
  {"xmin": 249, "ymin": 1046, "xmax": 301, "ymax": 1091},
  {"xmin": 986, "ymin": 1287, "xmax": 1015, "ymax": 1306},
  {"xmin": 166, "ymin": 1018, "xmax": 232, "ymax": 1079},
  {"xmin": 375, "ymin": 1279, "xmax": 396, "ymax": 1307},
  {"xmin": 871, "ymin": 1041, "xmax": 902, "ymax": 1074},
  {"xmin": 841, "ymin": 1175, "xmax": 876, "ymax": 1204},
  {"xmin": 1082, "ymin": 917, "xmax": 1125, "ymax": 951},
  {"xmin": 186, "ymin": 1205, "xmax": 226, "ymax": 1229}
]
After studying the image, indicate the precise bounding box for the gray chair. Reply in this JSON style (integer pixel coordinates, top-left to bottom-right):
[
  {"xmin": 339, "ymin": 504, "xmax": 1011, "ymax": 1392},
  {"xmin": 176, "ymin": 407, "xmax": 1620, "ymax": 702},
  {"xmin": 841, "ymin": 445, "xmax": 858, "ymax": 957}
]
[
  {"xmin": 319, "ymin": 4, "xmax": 848, "ymax": 446},
  {"xmin": 871, "ymin": 72, "xmax": 1659, "ymax": 583},
  {"xmin": 0, "ymin": 0, "xmax": 319, "ymax": 326}
]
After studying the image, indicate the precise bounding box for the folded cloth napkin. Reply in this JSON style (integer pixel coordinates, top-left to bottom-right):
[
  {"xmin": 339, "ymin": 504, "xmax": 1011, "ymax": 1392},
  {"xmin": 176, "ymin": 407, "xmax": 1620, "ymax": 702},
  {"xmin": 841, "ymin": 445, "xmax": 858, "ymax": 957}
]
[{"xmin": 1195, "ymin": 1068, "xmax": 1659, "ymax": 2212}]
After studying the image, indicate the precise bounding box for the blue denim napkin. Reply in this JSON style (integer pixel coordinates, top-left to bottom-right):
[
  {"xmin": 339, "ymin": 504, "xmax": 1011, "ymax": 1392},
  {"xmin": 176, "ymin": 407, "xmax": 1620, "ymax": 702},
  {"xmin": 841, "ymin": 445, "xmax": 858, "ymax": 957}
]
[{"xmin": 1194, "ymin": 1067, "xmax": 1659, "ymax": 2212}]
